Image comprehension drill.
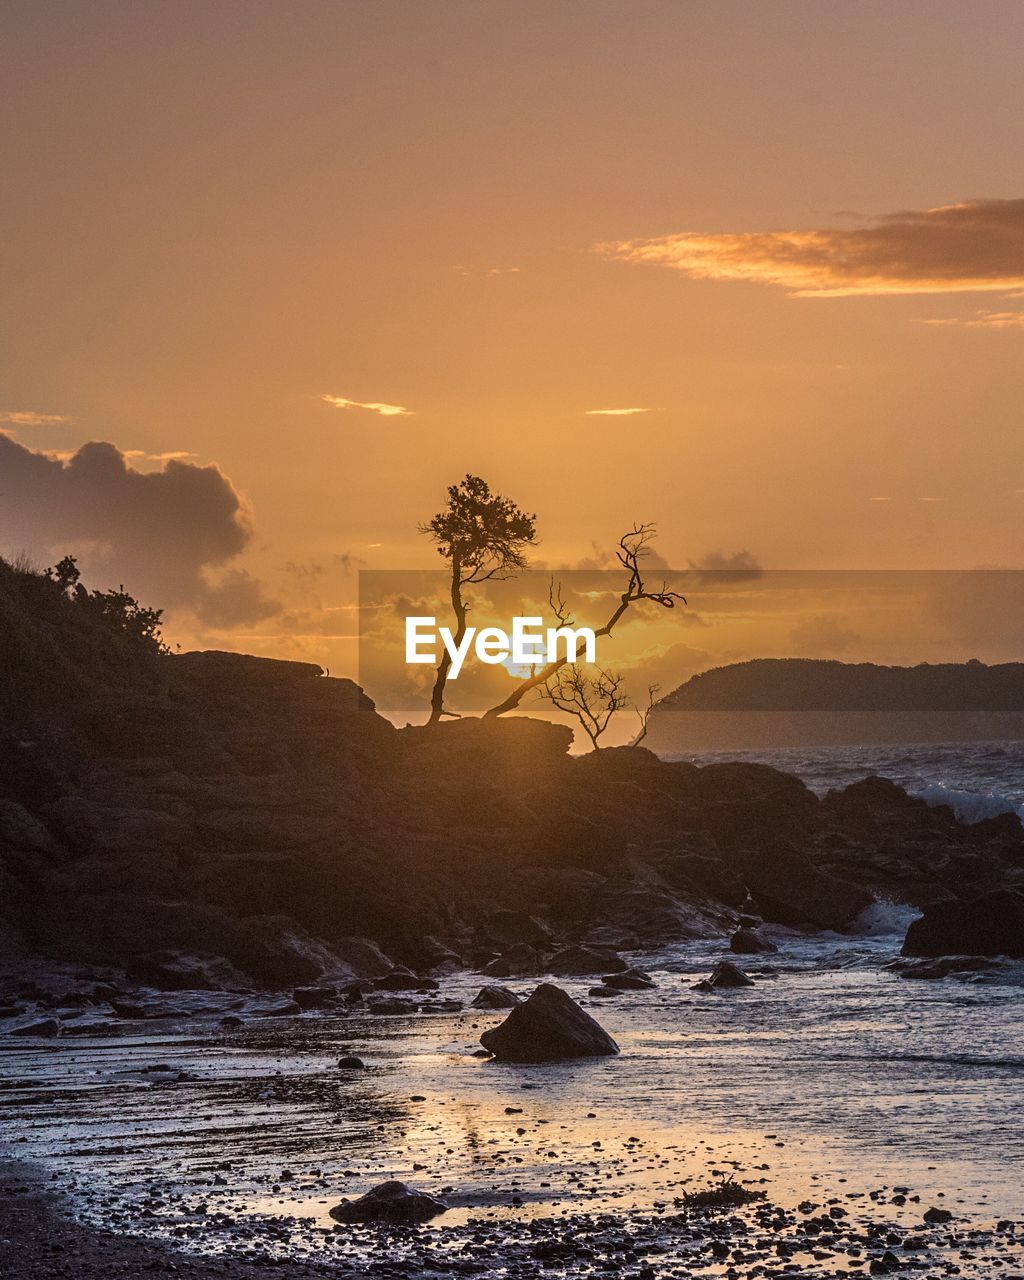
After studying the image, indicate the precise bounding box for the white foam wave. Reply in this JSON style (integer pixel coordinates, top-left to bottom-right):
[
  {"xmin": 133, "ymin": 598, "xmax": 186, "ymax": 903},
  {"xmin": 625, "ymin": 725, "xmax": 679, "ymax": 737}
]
[
  {"xmin": 912, "ymin": 782, "xmax": 1024, "ymax": 825},
  {"xmin": 849, "ymin": 899, "xmax": 919, "ymax": 938}
]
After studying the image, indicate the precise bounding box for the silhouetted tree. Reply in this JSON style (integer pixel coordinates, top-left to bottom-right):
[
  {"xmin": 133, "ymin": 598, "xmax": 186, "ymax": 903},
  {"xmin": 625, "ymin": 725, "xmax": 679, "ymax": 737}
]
[
  {"xmin": 420, "ymin": 474, "xmax": 536, "ymax": 723},
  {"xmin": 483, "ymin": 523, "xmax": 684, "ymax": 717},
  {"xmin": 45, "ymin": 554, "xmax": 168, "ymax": 654},
  {"xmin": 631, "ymin": 682, "xmax": 662, "ymax": 746},
  {"xmin": 538, "ymin": 663, "xmax": 630, "ymax": 750}
]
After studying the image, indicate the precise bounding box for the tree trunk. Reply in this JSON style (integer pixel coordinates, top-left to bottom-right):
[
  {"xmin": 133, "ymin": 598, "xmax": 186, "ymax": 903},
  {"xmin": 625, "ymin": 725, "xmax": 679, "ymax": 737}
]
[{"xmin": 427, "ymin": 557, "xmax": 466, "ymax": 724}]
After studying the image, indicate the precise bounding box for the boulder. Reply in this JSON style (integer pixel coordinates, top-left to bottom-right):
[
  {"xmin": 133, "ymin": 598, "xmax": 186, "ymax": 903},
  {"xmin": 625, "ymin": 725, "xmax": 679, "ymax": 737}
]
[
  {"xmin": 331, "ymin": 937, "xmax": 395, "ymax": 978},
  {"xmin": 480, "ymin": 945, "xmax": 547, "ymax": 977},
  {"xmin": 373, "ymin": 969, "xmax": 439, "ymax": 992},
  {"xmin": 601, "ymin": 968, "xmax": 655, "ymax": 990},
  {"xmin": 902, "ymin": 890, "xmax": 1024, "ymax": 958},
  {"xmin": 485, "ymin": 909, "xmax": 554, "ymax": 950},
  {"xmin": 329, "ymin": 1180, "xmax": 448, "ymax": 1225},
  {"xmin": 366, "ymin": 997, "xmax": 418, "ymax": 1015},
  {"xmin": 8, "ymin": 1016, "xmax": 61, "ymax": 1037},
  {"xmin": 479, "ymin": 983, "xmax": 620, "ymax": 1062},
  {"xmin": 470, "ymin": 985, "xmax": 521, "ymax": 1009},
  {"xmin": 729, "ymin": 927, "xmax": 778, "ymax": 955},
  {"xmin": 740, "ymin": 842, "xmax": 873, "ymax": 931},
  {"xmin": 694, "ymin": 960, "xmax": 754, "ymax": 991},
  {"xmin": 336, "ymin": 1055, "xmax": 365, "ymax": 1069},
  {"xmin": 547, "ymin": 945, "xmax": 626, "ymax": 976},
  {"xmin": 130, "ymin": 950, "xmax": 253, "ymax": 992},
  {"xmin": 292, "ymin": 985, "xmax": 337, "ymax": 1009}
]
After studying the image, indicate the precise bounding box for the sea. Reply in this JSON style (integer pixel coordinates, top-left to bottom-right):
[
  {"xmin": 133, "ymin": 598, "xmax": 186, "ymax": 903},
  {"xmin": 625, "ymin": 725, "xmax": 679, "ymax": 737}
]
[{"xmin": 670, "ymin": 738, "xmax": 1024, "ymax": 825}]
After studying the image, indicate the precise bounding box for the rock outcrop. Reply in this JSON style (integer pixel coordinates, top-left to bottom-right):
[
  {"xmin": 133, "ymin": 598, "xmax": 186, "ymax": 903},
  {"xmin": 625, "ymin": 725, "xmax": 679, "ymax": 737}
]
[
  {"xmin": 901, "ymin": 889, "xmax": 1024, "ymax": 958},
  {"xmin": 3, "ymin": 558, "xmax": 1024, "ymax": 998}
]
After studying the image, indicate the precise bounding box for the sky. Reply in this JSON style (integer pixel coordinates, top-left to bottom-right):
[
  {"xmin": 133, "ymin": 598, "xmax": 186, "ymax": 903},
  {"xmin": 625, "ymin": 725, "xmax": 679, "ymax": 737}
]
[{"xmin": 2, "ymin": 0, "xmax": 1024, "ymax": 705}]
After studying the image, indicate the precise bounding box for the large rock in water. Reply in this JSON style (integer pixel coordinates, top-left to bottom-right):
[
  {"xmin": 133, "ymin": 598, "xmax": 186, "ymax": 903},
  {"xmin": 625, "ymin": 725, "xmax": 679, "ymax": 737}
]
[
  {"xmin": 329, "ymin": 1180, "xmax": 448, "ymax": 1224},
  {"xmin": 902, "ymin": 889, "xmax": 1024, "ymax": 958},
  {"xmin": 740, "ymin": 842, "xmax": 872, "ymax": 931},
  {"xmin": 479, "ymin": 983, "xmax": 620, "ymax": 1062}
]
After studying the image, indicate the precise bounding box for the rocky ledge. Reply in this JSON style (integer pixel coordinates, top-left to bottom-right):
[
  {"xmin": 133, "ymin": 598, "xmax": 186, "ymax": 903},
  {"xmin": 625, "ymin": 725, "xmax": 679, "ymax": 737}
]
[{"xmin": 3, "ymin": 648, "xmax": 1024, "ymax": 1009}]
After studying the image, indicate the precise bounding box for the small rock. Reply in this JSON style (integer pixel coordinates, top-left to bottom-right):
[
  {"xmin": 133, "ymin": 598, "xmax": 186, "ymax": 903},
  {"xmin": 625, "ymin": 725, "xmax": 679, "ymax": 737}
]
[
  {"xmin": 470, "ymin": 985, "xmax": 521, "ymax": 1009},
  {"xmin": 729, "ymin": 927, "xmax": 778, "ymax": 955},
  {"xmin": 366, "ymin": 997, "xmax": 418, "ymax": 1015},
  {"xmin": 601, "ymin": 968, "xmax": 655, "ymax": 990},
  {"xmin": 694, "ymin": 960, "xmax": 755, "ymax": 990},
  {"xmin": 923, "ymin": 1206, "xmax": 953, "ymax": 1224}
]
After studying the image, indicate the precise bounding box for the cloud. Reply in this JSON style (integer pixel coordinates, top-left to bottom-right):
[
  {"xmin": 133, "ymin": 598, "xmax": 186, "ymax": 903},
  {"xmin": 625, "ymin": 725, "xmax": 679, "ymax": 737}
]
[
  {"xmin": 921, "ymin": 309, "xmax": 1024, "ymax": 328},
  {"xmin": 584, "ymin": 407, "xmax": 651, "ymax": 416},
  {"xmin": 454, "ymin": 265, "xmax": 521, "ymax": 277},
  {"xmin": 789, "ymin": 615, "xmax": 862, "ymax": 656},
  {"xmin": 122, "ymin": 449, "xmax": 197, "ymax": 464},
  {"xmin": 599, "ymin": 199, "xmax": 1024, "ymax": 298},
  {"xmin": 195, "ymin": 568, "xmax": 281, "ymax": 628},
  {"xmin": 322, "ymin": 394, "xmax": 412, "ymax": 417},
  {"xmin": 688, "ymin": 550, "xmax": 763, "ymax": 584},
  {"xmin": 0, "ymin": 435, "xmax": 278, "ymax": 622},
  {"xmin": 0, "ymin": 410, "xmax": 69, "ymax": 425}
]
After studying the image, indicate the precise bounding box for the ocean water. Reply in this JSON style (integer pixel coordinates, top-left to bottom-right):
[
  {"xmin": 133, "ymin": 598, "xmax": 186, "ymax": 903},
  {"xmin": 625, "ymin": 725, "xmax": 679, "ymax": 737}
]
[
  {"xmin": 667, "ymin": 739, "xmax": 1024, "ymax": 824},
  {"xmin": 2, "ymin": 917, "xmax": 1023, "ymax": 1267}
]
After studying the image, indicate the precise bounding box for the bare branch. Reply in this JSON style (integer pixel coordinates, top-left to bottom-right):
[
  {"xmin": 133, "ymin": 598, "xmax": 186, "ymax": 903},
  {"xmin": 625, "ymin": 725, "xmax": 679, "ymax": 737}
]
[
  {"xmin": 483, "ymin": 522, "xmax": 685, "ymax": 718},
  {"xmin": 538, "ymin": 663, "xmax": 630, "ymax": 750},
  {"xmin": 632, "ymin": 682, "xmax": 662, "ymax": 746}
]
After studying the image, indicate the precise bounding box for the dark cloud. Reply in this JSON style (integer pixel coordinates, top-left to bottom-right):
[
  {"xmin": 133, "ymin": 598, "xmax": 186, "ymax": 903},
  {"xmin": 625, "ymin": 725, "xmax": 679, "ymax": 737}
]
[
  {"xmin": 600, "ymin": 199, "xmax": 1024, "ymax": 297},
  {"xmin": 0, "ymin": 434, "xmax": 278, "ymax": 621}
]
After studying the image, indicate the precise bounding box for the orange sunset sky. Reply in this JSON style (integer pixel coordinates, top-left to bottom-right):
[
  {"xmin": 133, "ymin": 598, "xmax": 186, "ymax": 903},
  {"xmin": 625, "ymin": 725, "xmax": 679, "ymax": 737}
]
[{"xmin": 2, "ymin": 1, "xmax": 1024, "ymax": 695}]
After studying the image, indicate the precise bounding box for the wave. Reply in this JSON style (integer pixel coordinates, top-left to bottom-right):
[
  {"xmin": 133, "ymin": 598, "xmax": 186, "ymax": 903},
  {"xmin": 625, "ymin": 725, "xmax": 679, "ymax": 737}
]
[
  {"xmin": 912, "ymin": 782, "xmax": 1024, "ymax": 825},
  {"xmin": 849, "ymin": 899, "xmax": 919, "ymax": 937},
  {"xmin": 859, "ymin": 1051, "xmax": 1024, "ymax": 1072}
]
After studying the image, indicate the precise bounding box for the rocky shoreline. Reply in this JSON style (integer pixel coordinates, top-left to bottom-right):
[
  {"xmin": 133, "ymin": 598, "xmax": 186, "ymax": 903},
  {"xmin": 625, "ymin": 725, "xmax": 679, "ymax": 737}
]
[{"xmin": 4, "ymin": 648, "xmax": 1024, "ymax": 1018}]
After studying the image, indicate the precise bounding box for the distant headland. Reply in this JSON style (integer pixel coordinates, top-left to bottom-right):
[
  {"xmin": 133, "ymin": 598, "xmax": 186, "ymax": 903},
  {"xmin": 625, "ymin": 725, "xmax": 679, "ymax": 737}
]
[{"xmin": 645, "ymin": 658, "xmax": 1024, "ymax": 750}]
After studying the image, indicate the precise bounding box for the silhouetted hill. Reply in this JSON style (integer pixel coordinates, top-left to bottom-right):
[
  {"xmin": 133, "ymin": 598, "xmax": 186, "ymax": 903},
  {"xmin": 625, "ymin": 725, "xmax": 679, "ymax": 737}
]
[{"xmin": 656, "ymin": 658, "xmax": 1024, "ymax": 713}]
